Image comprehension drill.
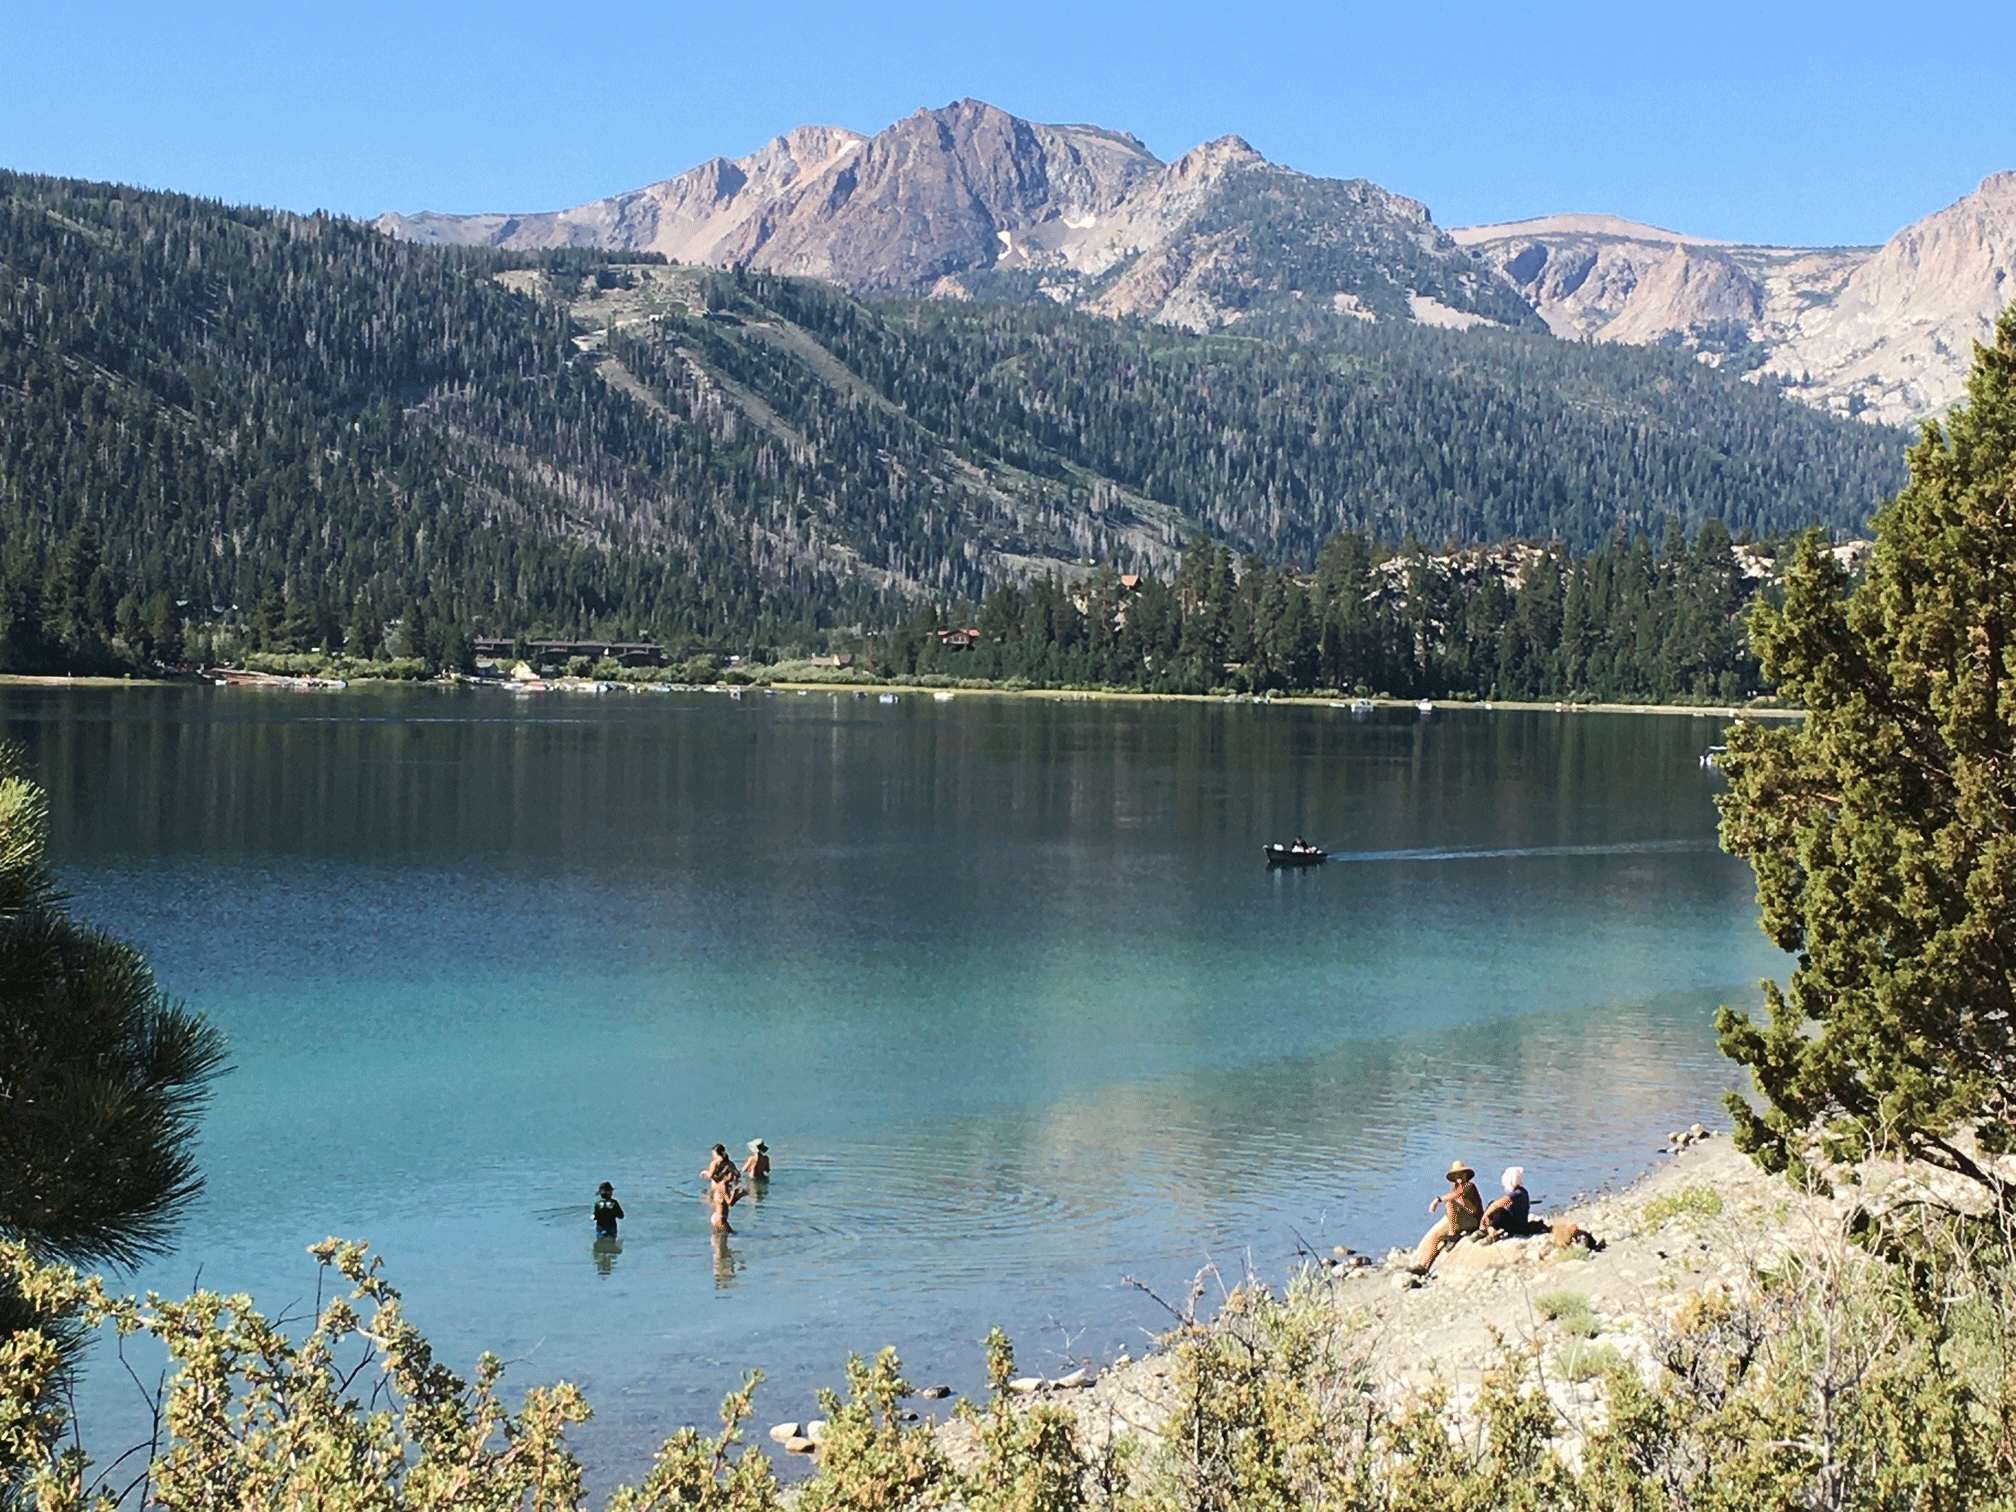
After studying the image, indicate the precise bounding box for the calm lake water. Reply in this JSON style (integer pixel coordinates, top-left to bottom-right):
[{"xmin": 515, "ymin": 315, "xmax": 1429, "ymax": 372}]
[{"xmin": 7, "ymin": 685, "xmax": 1779, "ymax": 1484}]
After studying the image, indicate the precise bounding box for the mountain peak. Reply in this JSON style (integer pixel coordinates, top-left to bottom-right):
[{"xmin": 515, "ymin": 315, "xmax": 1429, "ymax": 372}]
[
  {"xmin": 374, "ymin": 103, "xmax": 1521, "ymax": 331},
  {"xmin": 1190, "ymin": 134, "xmax": 1266, "ymax": 167},
  {"xmin": 1449, "ymin": 213, "xmax": 1732, "ymax": 248}
]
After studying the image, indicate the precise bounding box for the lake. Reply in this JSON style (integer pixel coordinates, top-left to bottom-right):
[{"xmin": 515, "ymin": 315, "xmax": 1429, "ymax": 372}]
[{"xmin": 5, "ymin": 684, "xmax": 1779, "ymax": 1485}]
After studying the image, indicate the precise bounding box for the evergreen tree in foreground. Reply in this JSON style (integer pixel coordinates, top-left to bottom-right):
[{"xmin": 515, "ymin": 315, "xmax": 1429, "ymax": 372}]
[
  {"xmin": 0, "ymin": 747, "xmax": 227, "ymax": 1266},
  {"xmin": 1715, "ymin": 305, "xmax": 2016, "ymax": 1207}
]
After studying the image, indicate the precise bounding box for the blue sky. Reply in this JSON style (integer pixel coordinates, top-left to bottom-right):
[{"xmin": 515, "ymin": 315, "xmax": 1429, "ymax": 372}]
[{"xmin": 4, "ymin": 1, "xmax": 2012, "ymax": 246}]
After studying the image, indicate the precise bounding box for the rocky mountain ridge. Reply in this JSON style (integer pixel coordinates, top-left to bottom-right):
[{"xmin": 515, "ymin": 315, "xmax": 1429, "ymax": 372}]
[
  {"xmin": 377, "ymin": 98, "xmax": 1538, "ymax": 334},
  {"xmin": 377, "ymin": 100, "xmax": 2015, "ymax": 424},
  {"xmin": 1455, "ymin": 175, "xmax": 2016, "ymax": 425}
]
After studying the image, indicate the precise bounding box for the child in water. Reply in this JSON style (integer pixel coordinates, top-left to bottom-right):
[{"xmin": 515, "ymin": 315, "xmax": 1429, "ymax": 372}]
[{"xmin": 593, "ymin": 1181, "xmax": 624, "ymax": 1239}]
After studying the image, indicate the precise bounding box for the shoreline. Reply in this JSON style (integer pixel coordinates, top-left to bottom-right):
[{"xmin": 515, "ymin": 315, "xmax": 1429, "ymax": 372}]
[
  {"xmin": 755, "ymin": 1132, "xmax": 1819, "ymax": 1475},
  {"xmin": 767, "ymin": 683, "xmax": 1804, "ymax": 719},
  {"xmin": 0, "ymin": 673, "xmax": 178, "ymax": 687},
  {"xmin": 909, "ymin": 1132, "xmax": 1826, "ymax": 1473},
  {"xmin": 0, "ymin": 672, "xmax": 1806, "ymax": 720}
]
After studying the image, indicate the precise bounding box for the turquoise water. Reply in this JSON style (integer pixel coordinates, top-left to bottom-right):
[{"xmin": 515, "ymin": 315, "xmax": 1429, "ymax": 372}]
[{"xmin": 6, "ymin": 686, "xmax": 1779, "ymax": 1484}]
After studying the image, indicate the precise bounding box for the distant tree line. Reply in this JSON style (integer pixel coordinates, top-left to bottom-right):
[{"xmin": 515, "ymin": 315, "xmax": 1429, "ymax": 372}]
[{"xmin": 876, "ymin": 521, "xmax": 1778, "ymax": 704}]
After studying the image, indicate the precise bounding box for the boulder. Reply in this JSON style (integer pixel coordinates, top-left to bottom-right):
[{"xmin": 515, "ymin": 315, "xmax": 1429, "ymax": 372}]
[
  {"xmin": 767, "ymin": 1422, "xmax": 802, "ymax": 1444},
  {"xmin": 1052, "ymin": 1368, "xmax": 1092, "ymax": 1389},
  {"xmin": 1007, "ymin": 1377, "xmax": 1044, "ymax": 1394},
  {"xmin": 1435, "ymin": 1235, "xmax": 1540, "ymax": 1276},
  {"xmin": 917, "ymin": 1384, "xmax": 952, "ymax": 1400},
  {"xmin": 784, "ymin": 1436, "xmax": 818, "ymax": 1455}
]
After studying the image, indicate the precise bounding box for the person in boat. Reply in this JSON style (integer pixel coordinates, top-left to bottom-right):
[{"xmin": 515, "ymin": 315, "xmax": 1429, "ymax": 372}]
[
  {"xmin": 593, "ymin": 1181, "xmax": 624, "ymax": 1239},
  {"xmin": 1480, "ymin": 1166, "xmax": 1540, "ymax": 1239},
  {"xmin": 1293, "ymin": 834, "xmax": 1313, "ymax": 852},
  {"xmin": 742, "ymin": 1139, "xmax": 771, "ymax": 1182},
  {"xmin": 1411, "ymin": 1159, "xmax": 1484, "ymax": 1272}
]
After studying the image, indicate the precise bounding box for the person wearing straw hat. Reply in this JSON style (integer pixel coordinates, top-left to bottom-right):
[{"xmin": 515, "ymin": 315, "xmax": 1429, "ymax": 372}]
[
  {"xmin": 741, "ymin": 1139, "xmax": 771, "ymax": 1182},
  {"xmin": 1411, "ymin": 1159, "xmax": 1484, "ymax": 1272}
]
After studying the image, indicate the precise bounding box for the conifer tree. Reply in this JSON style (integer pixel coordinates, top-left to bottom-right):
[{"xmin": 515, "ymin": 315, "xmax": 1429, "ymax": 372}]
[
  {"xmin": 0, "ymin": 748, "xmax": 227, "ymax": 1265},
  {"xmin": 1715, "ymin": 307, "xmax": 2016, "ymax": 1205}
]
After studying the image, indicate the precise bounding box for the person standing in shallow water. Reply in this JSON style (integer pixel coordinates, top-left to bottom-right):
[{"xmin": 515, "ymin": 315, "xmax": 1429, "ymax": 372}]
[
  {"xmin": 593, "ymin": 1182, "xmax": 624, "ymax": 1239},
  {"xmin": 742, "ymin": 1139, "xmax": 770, "ymax": 1182},
  {"xmin": 708, "ymin": 1169, "xmax": 744, "ymax": 1233},
  {"xmin": 703, "ymin": 1144, "xmax": 739, "ymax": 1190}
]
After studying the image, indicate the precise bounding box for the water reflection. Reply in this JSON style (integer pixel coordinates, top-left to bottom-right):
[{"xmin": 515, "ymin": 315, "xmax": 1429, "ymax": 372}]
[
  {"xmin": 592, "ymin": 1238, "xmax": 622, "ymax": 1277},
  {"xmin": 3, "ymin": 685, "xmax": 1779, "ymax": 1490},
  {"xmin": 711, "ymin": 1233, "xmax": 741, "ymax": 1289}
]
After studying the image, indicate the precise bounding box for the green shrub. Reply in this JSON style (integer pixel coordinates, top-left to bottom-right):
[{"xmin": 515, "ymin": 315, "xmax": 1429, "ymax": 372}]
[
  {"xmin": 10, "ymin": 1213, "xmax": 2016, "ymax": 1510},
  {"xmin": 1639, "ymin": 1185, "xmax": 1725, "ymax": 1231},
  {"xmin": 1533, "ymin": 1289, "xmax": 1600, "ymax": 1337},
  {"xmin": 1555, "ymin": 1340, "xmax": 1626, "ymax": 1381}
]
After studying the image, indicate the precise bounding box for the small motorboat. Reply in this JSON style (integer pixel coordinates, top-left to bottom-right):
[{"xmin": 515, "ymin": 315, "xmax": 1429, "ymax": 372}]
[{"xmin": 1265, "ymin": 843, "xmax": 1327, "ymax": 867}]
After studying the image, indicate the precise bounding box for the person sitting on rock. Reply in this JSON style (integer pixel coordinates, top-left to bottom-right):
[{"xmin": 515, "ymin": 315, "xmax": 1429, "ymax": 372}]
[
  {"xmin": 1411, "ymin": 1159, "xmax": 1483, "ymax": 1272},
  {"xmin": 1481, "ymin": 1165, "xmax": 1537, "ymax": 1239}
]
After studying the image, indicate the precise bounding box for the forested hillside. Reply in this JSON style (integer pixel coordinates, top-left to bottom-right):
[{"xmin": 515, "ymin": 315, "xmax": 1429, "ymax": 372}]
[
  {"xmin": 877, "ymin": 523, "xmax": 1783, "ymax": 704},
  {"xmin": 0, "ymin": 170, "xmax": 1910, "ymax": 675}
]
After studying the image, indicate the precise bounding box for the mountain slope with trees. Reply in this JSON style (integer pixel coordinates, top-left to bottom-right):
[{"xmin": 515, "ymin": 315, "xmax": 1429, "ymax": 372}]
[{"xmin": 0, "ymin": 170, "xmax": 1909, "ymax": 675}]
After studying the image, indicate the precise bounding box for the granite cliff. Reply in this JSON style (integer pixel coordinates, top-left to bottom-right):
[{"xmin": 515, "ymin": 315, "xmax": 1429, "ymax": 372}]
[
  {"xmin": 378, "ymin": 100, "xmax": 2015, "ymax": 424},
  {"xmin": 1456, "ymin": 174, "xmax": 2016, "ymax": 424},
  {"xmin": 377, "ymin": 98, "xmax": 1538, "ymax": 333}
]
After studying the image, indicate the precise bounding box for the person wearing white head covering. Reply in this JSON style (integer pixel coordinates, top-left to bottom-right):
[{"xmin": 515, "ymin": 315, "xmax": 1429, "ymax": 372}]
[{"xmin": 1482, "ymin": 1165, "xmax": 1533, "ymax": 1237}]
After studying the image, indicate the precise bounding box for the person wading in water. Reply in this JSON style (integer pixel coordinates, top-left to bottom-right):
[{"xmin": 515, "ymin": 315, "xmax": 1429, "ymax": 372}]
[
  {"xmin": 708, "ymin": 1167, "xmax": 745, "ymax": 1233},
  {"xmin": 593, "ymin": 1182, "xmax": 624, "ymax": 1239}
]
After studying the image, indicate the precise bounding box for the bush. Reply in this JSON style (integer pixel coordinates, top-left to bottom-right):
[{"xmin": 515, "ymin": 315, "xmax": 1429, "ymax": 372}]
[
  {"xmin": 1555, "ymin": 1340, "xmax": 1626, "ymax": 1381},
  {"xmin": 1533, "ymin": 1289, "xmax": 1600, "ymax": 1337},
  {"xmin": 1639, "ymin": 1186, "xmax": 1725, "ymax": 1231},
  {"xmin": 10, "ymin": 1224, "xmax": 2016, "ymax": 1509}
]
